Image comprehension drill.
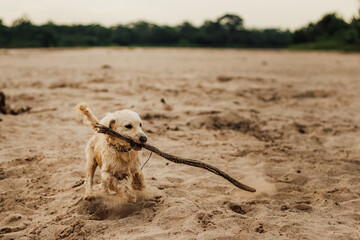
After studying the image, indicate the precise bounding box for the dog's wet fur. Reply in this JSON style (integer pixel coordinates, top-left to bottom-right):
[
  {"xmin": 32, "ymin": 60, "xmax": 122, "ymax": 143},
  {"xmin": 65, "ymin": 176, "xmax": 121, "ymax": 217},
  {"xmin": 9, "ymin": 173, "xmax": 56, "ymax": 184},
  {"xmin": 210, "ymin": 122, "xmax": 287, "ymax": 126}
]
[{"xmin": 77, "ymin": 103, "xmax": 147, "ymax": 202}]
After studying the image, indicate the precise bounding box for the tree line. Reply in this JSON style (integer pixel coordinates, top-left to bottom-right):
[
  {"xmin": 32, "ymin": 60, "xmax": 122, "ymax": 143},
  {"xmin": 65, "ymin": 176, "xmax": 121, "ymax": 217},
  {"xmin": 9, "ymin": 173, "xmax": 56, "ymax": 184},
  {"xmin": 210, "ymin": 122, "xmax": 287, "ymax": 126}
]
[{"xmin": 0, "ymin": 12, "xmax": 359, "ymax": 50}]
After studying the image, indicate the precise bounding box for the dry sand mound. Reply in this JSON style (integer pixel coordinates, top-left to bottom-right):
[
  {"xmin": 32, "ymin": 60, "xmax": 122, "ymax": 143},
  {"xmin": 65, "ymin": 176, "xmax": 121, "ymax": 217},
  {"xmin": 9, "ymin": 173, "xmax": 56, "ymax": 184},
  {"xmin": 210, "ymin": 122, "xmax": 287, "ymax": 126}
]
[{"xmin": 187, "ymin": 111, "xmax": 282, "ymax": 142}]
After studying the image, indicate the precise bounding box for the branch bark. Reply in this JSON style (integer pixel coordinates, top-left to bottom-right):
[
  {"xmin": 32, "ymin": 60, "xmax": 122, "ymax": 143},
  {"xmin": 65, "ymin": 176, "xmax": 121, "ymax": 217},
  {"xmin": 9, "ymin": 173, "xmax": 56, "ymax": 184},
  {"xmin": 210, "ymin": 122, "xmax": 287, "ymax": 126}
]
[{"xmin": 94, "ymin": 123, "xmax": 256, "ymax": 193}]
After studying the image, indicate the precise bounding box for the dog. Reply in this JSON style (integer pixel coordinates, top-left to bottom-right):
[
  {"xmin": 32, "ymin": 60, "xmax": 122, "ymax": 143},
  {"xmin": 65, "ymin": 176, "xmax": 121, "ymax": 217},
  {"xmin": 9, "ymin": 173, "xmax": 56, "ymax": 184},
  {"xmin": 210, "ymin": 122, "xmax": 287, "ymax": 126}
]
[{"xmin": 76, "ymin": 103, "xmax": 147, "ymax": 202}]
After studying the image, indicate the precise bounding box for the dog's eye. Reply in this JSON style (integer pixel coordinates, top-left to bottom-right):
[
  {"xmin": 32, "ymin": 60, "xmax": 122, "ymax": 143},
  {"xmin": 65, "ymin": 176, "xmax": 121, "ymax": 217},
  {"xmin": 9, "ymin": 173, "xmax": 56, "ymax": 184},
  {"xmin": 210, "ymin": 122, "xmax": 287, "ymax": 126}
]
[
  {"xmin": 125, "ymin": 124, "xmax": 133, "ymax": 129},
  {"xmin": 140, "ymin": 123, "xmax": 142, "ymax": 128}
]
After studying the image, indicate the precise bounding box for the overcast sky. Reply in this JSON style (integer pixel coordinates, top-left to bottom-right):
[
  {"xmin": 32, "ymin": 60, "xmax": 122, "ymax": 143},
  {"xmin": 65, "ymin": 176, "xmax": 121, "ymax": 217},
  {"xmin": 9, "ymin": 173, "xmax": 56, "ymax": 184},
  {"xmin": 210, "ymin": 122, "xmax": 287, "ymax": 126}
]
[{"xmin": 0, "ymin": 0, "xmax": 358, "ymax": 29}]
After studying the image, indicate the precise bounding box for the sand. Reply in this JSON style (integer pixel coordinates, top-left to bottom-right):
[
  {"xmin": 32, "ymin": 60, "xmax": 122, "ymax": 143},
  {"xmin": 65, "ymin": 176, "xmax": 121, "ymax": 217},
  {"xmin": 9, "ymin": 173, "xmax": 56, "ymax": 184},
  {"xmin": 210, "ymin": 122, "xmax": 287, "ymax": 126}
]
[{"xmin": 0, "ymin": 48, "xmax": 359, "ymax": 239}]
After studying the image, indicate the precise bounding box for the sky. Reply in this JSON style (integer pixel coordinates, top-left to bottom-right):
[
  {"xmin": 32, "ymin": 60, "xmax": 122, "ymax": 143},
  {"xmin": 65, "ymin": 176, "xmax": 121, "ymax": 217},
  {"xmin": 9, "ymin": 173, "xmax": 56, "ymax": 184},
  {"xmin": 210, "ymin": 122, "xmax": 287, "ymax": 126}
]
[{"xmin": 0, "ymin": 0, "xmax": 359, "ymax": 30}]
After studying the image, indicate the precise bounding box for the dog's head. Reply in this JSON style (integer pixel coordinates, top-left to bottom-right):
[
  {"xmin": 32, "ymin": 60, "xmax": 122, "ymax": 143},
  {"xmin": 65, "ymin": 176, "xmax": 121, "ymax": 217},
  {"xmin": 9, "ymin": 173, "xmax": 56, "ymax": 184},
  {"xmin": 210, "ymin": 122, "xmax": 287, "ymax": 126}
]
[{"xmin": 100, "ymin": 109, "xmax": 147, "ymax": 150}]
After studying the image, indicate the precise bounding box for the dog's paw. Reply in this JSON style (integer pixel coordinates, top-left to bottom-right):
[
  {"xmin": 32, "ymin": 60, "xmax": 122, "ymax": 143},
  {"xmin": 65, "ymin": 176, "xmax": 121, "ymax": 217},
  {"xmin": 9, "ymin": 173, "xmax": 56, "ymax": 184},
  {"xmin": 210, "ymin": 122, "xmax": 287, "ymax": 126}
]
[
  {"xmin": 132, "ymin": 172, "xmax": 145, "ymax": 190},
  {"xmin": 126, "ymin": 194, "xmax": 137, "ymax": 203},
  {"xmin": 124, "ymin": 189, "xmax": 137, "ymax": 203},
  {"xmin": 132, "ymin": 181, "xmax": 145, "ymax": 191},
  {"xmin": 83, "ymin": 193, "xmax": 95, "ymax": 201}
]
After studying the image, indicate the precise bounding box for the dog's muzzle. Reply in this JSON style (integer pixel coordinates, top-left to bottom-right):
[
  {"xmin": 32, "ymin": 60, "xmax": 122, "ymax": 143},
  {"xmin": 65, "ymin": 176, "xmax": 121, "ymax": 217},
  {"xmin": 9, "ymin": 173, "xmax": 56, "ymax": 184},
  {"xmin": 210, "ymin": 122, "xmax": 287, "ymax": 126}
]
[{"xmin": 139, "ymin": 136, "xmax": 147, "ymax": 143}]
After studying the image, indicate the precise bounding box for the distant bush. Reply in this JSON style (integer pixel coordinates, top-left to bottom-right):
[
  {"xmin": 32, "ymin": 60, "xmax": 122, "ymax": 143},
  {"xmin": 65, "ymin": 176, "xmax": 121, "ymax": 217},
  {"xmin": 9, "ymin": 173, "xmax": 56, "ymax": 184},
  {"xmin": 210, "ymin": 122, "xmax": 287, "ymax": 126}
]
[{"xmin": 292, "ymin": 12, "xmax": 360, "ymax": 50}]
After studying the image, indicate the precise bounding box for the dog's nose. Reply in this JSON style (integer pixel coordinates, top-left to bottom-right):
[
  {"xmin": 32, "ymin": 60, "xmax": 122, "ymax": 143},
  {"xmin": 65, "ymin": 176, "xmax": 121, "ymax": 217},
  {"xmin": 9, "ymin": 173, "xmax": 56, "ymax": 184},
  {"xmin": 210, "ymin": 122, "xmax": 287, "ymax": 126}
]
[{"xmin": 139, "ymin": 136, "xmax": 147, "ymax": 143}]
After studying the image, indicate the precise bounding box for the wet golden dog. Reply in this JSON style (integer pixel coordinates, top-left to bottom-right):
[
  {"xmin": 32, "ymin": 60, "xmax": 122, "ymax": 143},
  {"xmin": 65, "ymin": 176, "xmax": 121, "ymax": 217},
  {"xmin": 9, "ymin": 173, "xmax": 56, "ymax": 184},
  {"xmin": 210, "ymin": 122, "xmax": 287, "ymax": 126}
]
[{"xmin": 76, "ymin": 103, "xmax": 147, "ymax": 202}]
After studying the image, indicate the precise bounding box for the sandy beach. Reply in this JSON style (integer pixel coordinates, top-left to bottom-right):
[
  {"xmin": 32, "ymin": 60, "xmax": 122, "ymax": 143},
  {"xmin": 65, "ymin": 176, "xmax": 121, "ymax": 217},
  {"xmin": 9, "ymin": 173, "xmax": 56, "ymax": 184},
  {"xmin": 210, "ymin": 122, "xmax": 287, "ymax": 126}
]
[{"xmin": 0, "ymin": 48, "xmax": 359, "ymax": 239}]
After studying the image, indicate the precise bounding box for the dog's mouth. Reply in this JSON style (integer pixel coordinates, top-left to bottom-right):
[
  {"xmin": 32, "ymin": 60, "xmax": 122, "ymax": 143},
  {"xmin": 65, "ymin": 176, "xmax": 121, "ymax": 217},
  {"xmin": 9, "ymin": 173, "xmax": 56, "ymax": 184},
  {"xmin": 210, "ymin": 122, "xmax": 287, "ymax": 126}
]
[
  {"xmin": 111, "ymin": 132, "xmax": 144, "ymax": 151},
  {"xmin": 131, "ymin": 142, "xmax": 143, "ymax": 151},
  {"xmin": 115, "ymin": 137, "xmax": 143, "ymax": 151}
]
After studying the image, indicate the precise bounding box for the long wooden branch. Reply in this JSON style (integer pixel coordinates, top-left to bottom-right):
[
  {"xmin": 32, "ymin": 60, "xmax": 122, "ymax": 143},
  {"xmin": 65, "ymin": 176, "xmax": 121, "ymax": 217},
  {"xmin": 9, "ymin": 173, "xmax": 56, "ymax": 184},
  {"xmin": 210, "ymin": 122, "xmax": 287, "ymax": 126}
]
[{"xmin": 94, "ymin": 123, "xmax": 256, "ymax": 193}]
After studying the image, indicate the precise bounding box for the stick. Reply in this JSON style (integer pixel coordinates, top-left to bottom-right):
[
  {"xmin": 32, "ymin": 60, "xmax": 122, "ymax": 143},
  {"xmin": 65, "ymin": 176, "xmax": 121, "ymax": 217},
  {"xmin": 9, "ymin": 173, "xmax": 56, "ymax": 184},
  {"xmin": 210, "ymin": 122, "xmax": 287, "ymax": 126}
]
[
  {"xmin": 94, "ymin": 123, "xmax": 256, "ymax": 192},
  {"xmin": 71, "ymin": 179, "xmax": 85, "ymax": 188},
  {"xmin": 30, "ymin": 107, "xmax": 57, "ymax": 113}
]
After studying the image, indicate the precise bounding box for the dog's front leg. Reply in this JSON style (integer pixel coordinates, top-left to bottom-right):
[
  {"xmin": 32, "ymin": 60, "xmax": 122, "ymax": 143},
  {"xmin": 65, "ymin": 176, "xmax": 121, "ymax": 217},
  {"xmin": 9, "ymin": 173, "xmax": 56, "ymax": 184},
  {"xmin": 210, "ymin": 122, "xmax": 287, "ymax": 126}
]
[
  {"xmin": 101, "ymin": 171, "xmax": 136, "ymax": 203},
  {"xmin": 130, "ymin": 152, "xmax": 146, "ymax": 191},
  {"xmin": 131, "ymin": 170, "xmax": 145, "ymax": 191}
]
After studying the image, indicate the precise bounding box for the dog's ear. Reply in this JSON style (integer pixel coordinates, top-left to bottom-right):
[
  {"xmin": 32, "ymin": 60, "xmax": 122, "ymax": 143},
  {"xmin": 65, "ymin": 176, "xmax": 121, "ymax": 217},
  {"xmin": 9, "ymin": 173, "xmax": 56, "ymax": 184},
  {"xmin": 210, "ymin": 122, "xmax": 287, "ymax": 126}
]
[{"xmin": 109, "ymin": 119, "xmax": 116, "ymax": 129}]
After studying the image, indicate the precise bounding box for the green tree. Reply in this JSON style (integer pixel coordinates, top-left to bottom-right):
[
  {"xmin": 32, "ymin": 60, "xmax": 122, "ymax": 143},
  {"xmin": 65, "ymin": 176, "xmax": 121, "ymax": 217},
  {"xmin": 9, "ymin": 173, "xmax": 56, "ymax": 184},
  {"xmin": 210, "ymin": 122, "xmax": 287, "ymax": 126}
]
[
  {"xmin": 177, "ymin": 21, "xmax": 198, "ymax": 45},
  {"xmin": 350, "ymin": 6, "xmax": 360, "ymax": 43},
  {"xmin": 111, "ymin": 25, "xmax": 133, "ymax": 45},
  {"xmin": 0, "ymin": 19, "xmax": 10, "ymax": 47},
  {"xmin": 217, "ymin": 14, "xmax": 243, "ymax": 32},
  {"xmin": 129, "ymin": 21, "xmax": 154, "ymax": 44},
  {"xmin": 217, "ymin": 14, "xmax": 244, "ymax": 44},
  {"xmin": 292, "ymin": 13, "xmax": 351, "ymax": 43}
]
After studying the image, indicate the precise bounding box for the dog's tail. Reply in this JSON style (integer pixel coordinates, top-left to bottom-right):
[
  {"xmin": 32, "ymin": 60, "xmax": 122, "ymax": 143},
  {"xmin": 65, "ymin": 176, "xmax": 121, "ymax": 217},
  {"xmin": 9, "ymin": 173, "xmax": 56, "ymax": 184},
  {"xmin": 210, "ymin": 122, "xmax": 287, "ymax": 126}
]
[{"xmin": 76, "ymin": 103, "xmax": 99, "ymax": 128}]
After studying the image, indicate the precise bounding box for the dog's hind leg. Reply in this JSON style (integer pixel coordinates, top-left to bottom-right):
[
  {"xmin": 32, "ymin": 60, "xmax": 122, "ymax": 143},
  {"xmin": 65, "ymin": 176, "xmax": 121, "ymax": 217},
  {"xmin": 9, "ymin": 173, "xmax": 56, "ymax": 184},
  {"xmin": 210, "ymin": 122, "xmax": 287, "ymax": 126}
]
[{"xmin": 83, "ymin": 144, "xmax": 97, "ymax": 200}]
